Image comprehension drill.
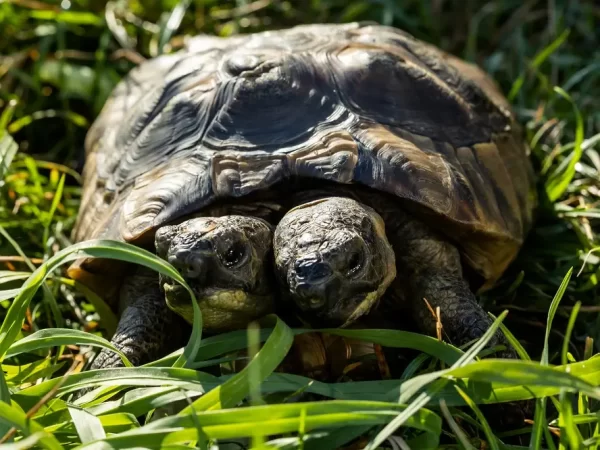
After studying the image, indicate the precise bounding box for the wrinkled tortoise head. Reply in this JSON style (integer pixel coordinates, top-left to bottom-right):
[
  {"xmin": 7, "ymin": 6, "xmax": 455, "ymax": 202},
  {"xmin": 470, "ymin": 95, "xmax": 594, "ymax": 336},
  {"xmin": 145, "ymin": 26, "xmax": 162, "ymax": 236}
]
[
  {"xmin": 274, "ymin": 197, "xmax": 396, "ymax": 327},
  {"xmin": 154, "ymin": 216, "xmax": 274, "ymax": 331}
]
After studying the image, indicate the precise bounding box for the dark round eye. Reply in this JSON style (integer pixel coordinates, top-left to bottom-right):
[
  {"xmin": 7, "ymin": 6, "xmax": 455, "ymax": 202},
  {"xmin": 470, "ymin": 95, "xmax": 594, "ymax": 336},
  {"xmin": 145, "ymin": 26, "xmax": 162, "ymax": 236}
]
[
  {"xmin": 222, "ymin": 242, "xmax": 246, "ymax": 268},
  {"xmin": 346, "ymin": 251, "xmax": 364, "ymax": 277}
]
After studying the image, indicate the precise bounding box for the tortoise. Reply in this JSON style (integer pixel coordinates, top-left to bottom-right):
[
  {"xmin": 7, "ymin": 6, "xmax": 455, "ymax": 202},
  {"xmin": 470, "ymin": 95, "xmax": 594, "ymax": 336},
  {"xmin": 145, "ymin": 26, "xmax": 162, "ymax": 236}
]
[{"xmin": 68, "ymin": 21, "xmax": 536, "ymax": 370}]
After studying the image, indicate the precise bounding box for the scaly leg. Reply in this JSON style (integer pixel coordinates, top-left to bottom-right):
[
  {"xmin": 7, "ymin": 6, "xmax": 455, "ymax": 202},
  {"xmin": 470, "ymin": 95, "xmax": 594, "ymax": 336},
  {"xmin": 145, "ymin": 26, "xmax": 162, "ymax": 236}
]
[
  {"xmin": 386, "ymin": 216, "xmax": 526, "ymax": 429},
  {"xmin": 385, "ymin": 215, "xmax": 514, "ymax": 358},
  {"xmin": 91, "ymin": 269, "xmax": 190, "ymax": 369}
]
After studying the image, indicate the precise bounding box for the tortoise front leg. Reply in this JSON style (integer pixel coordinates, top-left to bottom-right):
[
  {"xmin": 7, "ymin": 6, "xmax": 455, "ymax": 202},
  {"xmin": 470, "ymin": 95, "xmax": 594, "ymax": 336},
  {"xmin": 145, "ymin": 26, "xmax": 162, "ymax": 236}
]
[
  {"xmin": 91, "ymin": 269, "xmax": 190, "ymax": 369},
  {"xmin": 384, "ymin": 214, "xmax": 515, "ymax": 359},
  {"xmin": 408, "ymin": 268, "xmax": 515, "ymax": 359},
  {"xmin": 389, "ymin": 222, "xmax": 527, "ymax": 429}
]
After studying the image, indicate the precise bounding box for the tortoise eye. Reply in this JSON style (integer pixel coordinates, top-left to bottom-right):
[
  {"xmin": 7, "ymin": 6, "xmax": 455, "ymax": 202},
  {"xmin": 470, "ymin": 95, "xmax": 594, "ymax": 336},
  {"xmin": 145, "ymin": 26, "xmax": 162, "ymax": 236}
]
[
  {"xmin": 346, "ymin": 251, "xmax": 364, "ymax": 277},
  {"xmin": 222, "ymin": 242, "xmax": 247, "ymax": 268}
]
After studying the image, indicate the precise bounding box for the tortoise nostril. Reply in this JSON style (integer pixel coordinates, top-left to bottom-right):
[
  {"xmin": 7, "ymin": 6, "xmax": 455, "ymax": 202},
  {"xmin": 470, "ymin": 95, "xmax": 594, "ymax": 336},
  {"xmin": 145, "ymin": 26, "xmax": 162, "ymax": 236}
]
[
  {"xmin": 294, "ymin": 257, "xmax": 332, "ymax": 282},
  {"xmin": 185, "ymin": 259, "xmax": 204, "ymax": 278},
  {"xmin": 169, "ymin": 252, "xmax": 206, "ymax": 279},
  {"xmin": 184, "ymin": 257, "xmax": 206, "ymax": 279}
]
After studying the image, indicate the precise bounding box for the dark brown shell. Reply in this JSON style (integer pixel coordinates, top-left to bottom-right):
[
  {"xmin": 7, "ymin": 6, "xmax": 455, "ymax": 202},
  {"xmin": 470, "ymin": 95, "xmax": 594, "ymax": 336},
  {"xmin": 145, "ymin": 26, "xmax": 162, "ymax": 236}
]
[{"xmin": 70, "ymin": 22, "xmax": 536, "ymax": 290}]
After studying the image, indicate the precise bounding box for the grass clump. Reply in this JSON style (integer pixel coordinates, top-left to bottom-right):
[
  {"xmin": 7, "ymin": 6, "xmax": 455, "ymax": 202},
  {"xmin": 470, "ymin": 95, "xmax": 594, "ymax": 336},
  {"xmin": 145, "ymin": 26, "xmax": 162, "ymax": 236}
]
[{"xmin": 1, "ymin": 0, "xmax": 599, "ymax": 448}]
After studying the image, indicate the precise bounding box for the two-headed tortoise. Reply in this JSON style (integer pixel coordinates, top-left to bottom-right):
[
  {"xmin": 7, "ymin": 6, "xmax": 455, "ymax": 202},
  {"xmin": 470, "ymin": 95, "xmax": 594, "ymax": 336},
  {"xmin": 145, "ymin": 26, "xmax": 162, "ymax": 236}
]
[{"xmin": 68, "ymin": 22, "xmax": 536, "ymax": 370}]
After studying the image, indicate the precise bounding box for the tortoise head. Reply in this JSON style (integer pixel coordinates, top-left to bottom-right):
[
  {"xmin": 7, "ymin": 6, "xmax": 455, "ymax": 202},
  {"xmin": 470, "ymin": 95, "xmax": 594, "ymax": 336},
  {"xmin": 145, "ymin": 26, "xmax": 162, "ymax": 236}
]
[
  {"xmin": 155, "ymin": 216, "xmax": 274, "ymax": 332},
  {"xmin": 274, "ymin": 197, "xmax": 396, "ymax": 327}
]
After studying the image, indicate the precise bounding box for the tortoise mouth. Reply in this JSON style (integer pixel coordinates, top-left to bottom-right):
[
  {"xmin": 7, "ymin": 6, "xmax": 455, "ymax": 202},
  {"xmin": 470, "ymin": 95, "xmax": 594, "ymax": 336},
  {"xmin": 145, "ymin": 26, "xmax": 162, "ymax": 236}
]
[
  {"xmin": 294, "ymin": 289, "xmax": 379, "ymax": 328},
  {"xmin": 162, "ymin": 282, "xmax": 273, "ymax": 331}
]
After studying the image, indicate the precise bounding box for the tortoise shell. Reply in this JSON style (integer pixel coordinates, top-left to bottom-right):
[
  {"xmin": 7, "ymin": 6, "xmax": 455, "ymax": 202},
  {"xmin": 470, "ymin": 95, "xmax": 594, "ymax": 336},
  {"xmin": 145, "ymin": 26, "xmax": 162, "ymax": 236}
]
[{"xmin": 69, "ymin": 22, "xmax": 536, "ymax": 293}]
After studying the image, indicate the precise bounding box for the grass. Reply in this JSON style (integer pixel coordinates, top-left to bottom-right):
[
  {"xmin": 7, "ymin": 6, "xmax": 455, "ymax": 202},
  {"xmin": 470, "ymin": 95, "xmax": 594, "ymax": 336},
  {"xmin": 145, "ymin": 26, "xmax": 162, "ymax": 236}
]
[{"xmin": 0, "ymin": 0, "xmax": 599, "ymax": 448}]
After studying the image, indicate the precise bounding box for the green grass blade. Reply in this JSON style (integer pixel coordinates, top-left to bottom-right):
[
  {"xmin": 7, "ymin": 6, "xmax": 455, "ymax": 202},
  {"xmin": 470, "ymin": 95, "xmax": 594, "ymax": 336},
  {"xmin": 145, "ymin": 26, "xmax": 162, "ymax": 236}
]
[
  {"xmin": 80, "ymin": 401, "xmax": 441, "ymax": 449},
  {"xmin": 85, "ymin": 387, "xmax": 195, "ymax": 418},
  {"xmin": 179, "ymin": 315, "xmax": 294, "ymax": 413},
  {"xmin": 0, "ymin": 367, "xmax": 10, "ymax": 403},
  {"xmin": 395, "ymin": 311, "xmax": 509, "ymax": 404},
  {"xmin": 13, "ymin": 351, "xmax": 600, "ymax": 415},
  {"xmin": 0, "ymin": 99, "xmax": 16, "ymax": 130},
  {"xmin": 42, "ymin": 173, "xmax": 66, "ymax": 245},
  {"xmin": 23, "ymin": 156, "xmax": 44, "ymax": 199},
  {"xmin": 0, "ymin": 432, "xmax": 47, "ymax": 450},
  {"xmin": 248, "ymin": 322, "xmax": 263, "ymax": 406},
  {"xmin": 68, "ymin": 406, "xmax": 107, "ymax": 444},
  {"xmin": 551, "ymin": 413, "xmax": 600, "ymax": 426},
  {"xmin": 0, "ymin": 271, "xmax": 31, "ymax": 286},
  {"xmin": 0, "ymin": 131, "xmax": 18, "ymax": 181},
  {"xmin": 0, "ymin": 401, "xmax": 63, "ymax": 450},
  {"xmin": 443, "ymin": 359, "xmax": 600, "ymax": 397},
  {"xmin": 303, "ymin": 425, "xmax": 373, "ymax": 450},
  {"xmin": 439, "ymin": 399, "xmax": 476, "ymax": 450},
  {"xmin": 166, "ymin": 326, "xmax": 463, "ymax": 370},
  {"xmin": 562, "ymin": 302, "xmax": 581, "ymax": 366},
  {"xmin": 4, "ymin": 360, "xmax": 66, "ymax": 386},
  {"xmin": 490, "ymin": 312, "xmax": 531, "ymax": 361},
  {"xmin": 13, "ymin": 367, "xmax": 220, "ymax": 410},
  {"xmin": 368, "ymin": 381, "xmax": 447, "ymax": 450},
  {"xmin": 543, "ymin": 269, "xmax": 572, "ymax": 365},
  {"xmin": 455, "ymin": 312, "xmax": 510, "ymax": 366},
  {"xmin": 256, "ymin": 354, "xmax": 600, "ymax": 405},
  {"xmin": 319, "ymin": 328, "xmax": 464, "ymax": 365},
  {"xmin": 46, "ymin": 173, "xmax": 66, "ymax": 228},
  {"xmin": 41, "ymin": 284, "xmax": 64, "ymax": 329},
  {"xmin": 0, "ymin": 289, "xmax": 23, "ymax": 302},
  {"xmin": 0, "ymin": 369, "xmax": 11, "ymax": 438},
  {"xmin": 455, "ymin": 385, "xmax": 499, "ymax": 450},
  {"xmin": 545, "ymin": 89, "xmax": 585, "ymax": 201},
  {"xmin": 0, "ymin": 239, "xmax": 196, "ymax": 362},
  {"xmin": 6, "ymin": 328, "xmax": 132, "ymax": 367},
  {"xmin": 47, "ymin": 412, "xmax": 139, "ymax": 436},
  {"xmin": 178, "ymin": 327, "xmax": 274, "ymax": 363},
  {"xmin": 530, "ymin": 404, "xmax": 548, "ymax": 450},
  {"xmin": 173, "ymin": 282, "xmax": 202, "ymax": 369},
  {"xmin": 530, "ymin": 269, "xmax": 573, "ymax": 448},
  {"xmin": 558, "ymin": 390, "xmax": 582, "ymax": 450},
  {"xmin": 508, "ymin": 29, "xmax": 570, "ymax": 101},
  {"xmin": 28, "ymin": 10, "xmax": 104, "ymax": 25},
  {"xmin": 366, "ymin": 311, "xmax": 509, "ymax": 449},
  {"xmin": 157, "ymin": 0, "xmax": 192, "ymax": 54}
]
